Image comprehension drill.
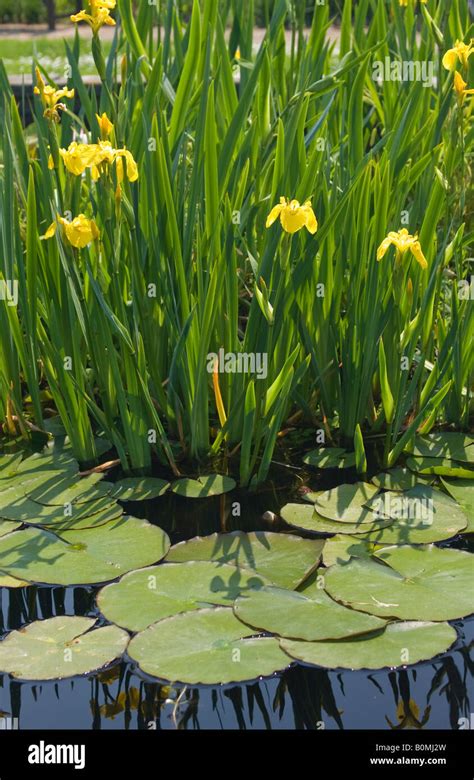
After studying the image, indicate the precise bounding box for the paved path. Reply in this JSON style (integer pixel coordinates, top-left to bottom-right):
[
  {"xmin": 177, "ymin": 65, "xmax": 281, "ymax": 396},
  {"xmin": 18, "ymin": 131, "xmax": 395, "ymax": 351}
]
[
  {"xmin": 0, "ymin": 21, "xmax": 340, "ymax": 44},
  {"xmin": 1, "ymin": 22, "xmax": 341, "ymax": 85}
]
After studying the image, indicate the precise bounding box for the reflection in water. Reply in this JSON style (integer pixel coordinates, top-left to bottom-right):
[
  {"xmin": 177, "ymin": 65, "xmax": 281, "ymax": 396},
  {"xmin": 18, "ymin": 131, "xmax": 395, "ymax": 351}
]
[
  {"xmin": 0, "ymin": 470, "xmax": 472, "ymax": 730},
  {"xmin": 0, "ymin": 585, "xmax": 472, "ymax": 730}
]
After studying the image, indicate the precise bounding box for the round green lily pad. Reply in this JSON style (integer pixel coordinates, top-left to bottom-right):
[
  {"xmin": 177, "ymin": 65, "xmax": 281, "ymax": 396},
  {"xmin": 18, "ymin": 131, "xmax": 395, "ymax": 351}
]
[
  {"xmin": 322, "ymin": 534, "xmax": 377, "ymax": 567},
  {"xmin": 170, "ymin": 475, "xmax": 236, "ymax": 498},
  {"xmin": 280, "ymin": 621, "xmax": 456, "ymax": 670},
  {"xmin": 441, "ymin": 479, "xmax": 474, "ymax": 534},
  {"xmin": 372, "ymin": 468, "xmax": 433, "ymax": 491},
  {"xmin": 0, "ymin": 519, "xmax": 22, "ymax": 537},
  {"xmin": 98, "ymin": 561, "xmax": 269, "ymax": 632},
  {"xmin": 0, "ymin": 488, "xmax": 123, "ymax": 528},
  {"xmin": 0, "ymin": 616, "xmax": 129, "ymax": 680},
  {"xmin": 406, "ymin": 457, "xmax": 474, "ymax": 479},
  {"xmin": 408, "ymin": 433, "xmax": 474, "ymax": 463},
  {"xmin": 315, "ymin": 482, "xmax": 380, "ymax": 522},
  {"xmin": 280, "ymin": 503, "xmax": 392, "ymax": 535},
  {"xmin": 24, "ymin": 472, "xmax": 112, "ymax": 506},
  {"xmin": 0, "ymin": 453, "xmax": 22, "ymax": 477},
  {"xmin": 234, "ymin": 585, "xmax": 386, "ymax": 641},
  {"xmin": 303, "ymin": 449, "xmax": 356, "ymax": 469},
  {"xmin": 0, "ymin": 517, "xmax": 170, "ymax": 585},
  {"xmin": 324, "ymin": 544, "xmax": 474, "ymax": 621},
  {"xmin": 128, "ymin": 607, "xmax": 290, "ymax": 684},
  {"xmin": 112, "ymin": 477, "xmax": 170, "ymax": 501},
  {"xmin": 301, "ymin": 490, "xmax": 325, "ymax": 503},
  {"xmin": 44, "ymin": 502, "xmax": 125, "ymax": 531},
  {"xmin": 15, "ymin": 451, "xmax": 79, "ymax": 477},
  {"xmin": 360, "ymin": 486, "xmax": 467, "ymax": 544},
  {"xmin": 165, "ymin": 531, "xmax": 324, "ymax": 589},
  {"xmin": 0, "ymin": 572, "xmax": 30, "ymax": 587}
]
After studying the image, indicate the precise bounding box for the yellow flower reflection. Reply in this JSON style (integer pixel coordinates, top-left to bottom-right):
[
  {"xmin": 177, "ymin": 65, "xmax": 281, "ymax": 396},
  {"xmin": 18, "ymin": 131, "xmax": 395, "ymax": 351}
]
[
  {"xmin": 442, "ymin": 39, "xmax": 474, "ymax": 72},
  {"xmin": 41, "ymin": 214, "xmax": 100, "ymax": 249},
  {"xmin": 377, "ymin": 228, "xmax": 428, "ymax": 270},
  {"xmin": 34, "ymin": 68, "xmax": 74, "ymax": 123},
  {"xmin": 71, "ymin": 0, "xmax": 116, "ymax": 35},
  {"xmin": 453, "ymin": 72, "xmax": 474, "ymax": 106},
  {"xmin": 386, "ymin": 699, "xmax": 431, "ymax": 730},
  {"xmin": 59, "ymin": 141, "xmax": 138, "ymax": 183},
  {"xmin": 266, "ymin": 197, "xmax": 318, "ymax": 235},
  {"xmin": 98, "ymin": 689, "xmax": 141, "ymax": 720}
]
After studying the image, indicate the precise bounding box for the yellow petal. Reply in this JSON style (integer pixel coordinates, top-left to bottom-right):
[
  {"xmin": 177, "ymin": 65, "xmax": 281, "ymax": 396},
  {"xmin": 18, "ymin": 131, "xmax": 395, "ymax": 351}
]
[
  {"xmin": 302, "ymin": 201, "xmax": 318, "ymax": 234},
  {"xmin": 377, "ymin": 237, "xmax": 393, "ymax": 261},
  {"xmin": 63, "ymin": 215, "xmax": 97, "ymax": 249},
  {"xmin": 96, "ymin": 112, "xmax": 114, "ymax": 138},
  {"xmin": 278, "ymin": 200, "xmax": 307, "ymax": 234},
  {"xmin": 411, "ymin": 242, "xmax": 428, "ymax": 270},
  {"xmin": 442, "ymin": 49, "xmax": 458, "ymax": 71},
  {"xmin": 121, "ymin": 149, "xmax": 138, "ymax": 181},
  {"xmin": 454, "ymin": 71, "xmax": 467, "ymax": 95},
  {"xmin": 70, "ymin": 10, "xmax": 91, "ymax": 24},
  {"xmin": 40, "ymin": 222, "xmax": 57, "ymax": 240},
  {"xmin": 266, "ymin": 202, "xmax": 284, "ymax": 228}
]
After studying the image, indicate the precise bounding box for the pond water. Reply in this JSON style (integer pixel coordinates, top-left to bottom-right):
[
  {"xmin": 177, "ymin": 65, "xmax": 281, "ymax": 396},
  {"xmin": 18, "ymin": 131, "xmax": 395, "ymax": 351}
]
[{"xmin": 0, "ymin": 453, "xmax": 472, "ymax": 732}]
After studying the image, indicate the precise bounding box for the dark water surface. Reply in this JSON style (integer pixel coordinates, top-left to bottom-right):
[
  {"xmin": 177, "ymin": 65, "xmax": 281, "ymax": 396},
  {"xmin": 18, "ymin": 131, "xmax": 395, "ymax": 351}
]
[{"xmin": 0, "ymin": 459, "xmax": 472, "ymax": 731}]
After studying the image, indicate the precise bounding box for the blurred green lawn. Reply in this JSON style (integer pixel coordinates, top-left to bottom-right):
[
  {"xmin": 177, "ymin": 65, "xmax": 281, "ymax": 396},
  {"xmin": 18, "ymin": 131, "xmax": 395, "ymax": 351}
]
[{"xmin": 0, "ymin": 37, "xmax": 112, "ymax": 77}]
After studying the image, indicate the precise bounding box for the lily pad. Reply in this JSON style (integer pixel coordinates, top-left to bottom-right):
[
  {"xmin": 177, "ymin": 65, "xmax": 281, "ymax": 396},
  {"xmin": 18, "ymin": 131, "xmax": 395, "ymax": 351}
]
[
  {"xmin": 361, "ymin": 486, "xmax": 467, "ymax": 544},
  {"xmin": 0, "ymin": 572, "xmax": 30, "ymax": 587},
  {"xmin": 128, "ymin": 607, "xmax": 290, "ymax": 684},
  {"xmin": 315, "ymin": 482, "xmax": 380, "ymax": 522},
  {"xmin": 44, "ymin": 502, "xmax": 125, "ymax": 531},
  {"xmin": 324, "ymin": 545, "xmax": 474, "ymax": 621},
  {"xmin": 0, "ymin": 453, "xmax": 22, "ymax": 477},
  {"xmin": 280, "ymin": 503, "xmax": 392, "ymax": 535},
  {"xmin": 406, "ymin": 457, "xmax": 474, "ymax": 479},
  {"xmin": 15, "ymin": 451, "xmax": 79, "ymax": 477},
  {"xmin": 42, "ymin": 416, "xmax": 67, "ymax": 436},
  {"xmin": 303, "ymin": 449, "xmax": 356, "ymax": 469},
  {"xmin": 372, "ymin": 468, "xmax": 433, "ymax": 491},
  {"xmin": 407, "ymin": 433, "xmax": 474, "ymax": 463},
  {"xmin": 98, "ymin": 561, "xmax": 269, "ymax": 632},
  {"xmin": 234, "ymin": 586, "xmax": 386, "ymax": 641},
  {"xmin": 0, "ymin": 519, "xmax": 22, "ymax": 537},
  {"xmin": 165, "ymin": 531, "xmax": 323, "ymax": 589},
  {"xmin": 322, "ymin": 534, "xmax": 377, "ymax": 567},
  {"xmin": 440, "ymin": 479, "xmax": 474, "ymax": 534},
  {"xmin": 0, "ymin": 517, "xmax": 170, "ymax": 585},
  {"xmin": 112, "ymin": 477, "xmax": 170, "ymax": 501},
  {"xmin": 170, "ymin": 475, "xmax": 236, "ymax": 498},
  {"xmin": 0, "ymin": 488, "xmax": 123, "ymax": 528},
  {"xmin": 301, "ymin": 490, "xmax": 324, "ymax": 503},
  {"xmin": 24, "ymin": 472, "xmax": 112, "ymax": 505},
  {"xmin": 280, "ymin": 621, "xmax": 456, "ymax": 671},
  {"xmin": 0, "ymin": 616, "xmax": 129, "ymax": 680}
]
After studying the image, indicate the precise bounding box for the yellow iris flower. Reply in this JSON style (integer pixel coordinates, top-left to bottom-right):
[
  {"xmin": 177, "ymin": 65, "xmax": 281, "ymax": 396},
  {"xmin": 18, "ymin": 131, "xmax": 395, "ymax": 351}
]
[
  {"xmin": 41, "ymin": 214, "xmax": 100, "ymax": 249},
  {"xmin": 377, "ymin": 228, "xmax": 428, "ymax": 270},
  {"xmin": 96, "ymin": 112, "xmax": 114, "ymax": 139},
  {"xmin": 33, "ymin": 68, "xmax": 74, "ymax": 123},
  {"xmin": 399, "ymin": 0, "xmax": 427, "ymax": 6},
  {"xmin": 71, "ymin": 0, "xmax": 116, "ymax": 35},
  {"xmin": 266, "ymin": 197, "xmax": 318, "ymax": 235},
  {"xmin": 442, "ymin": 39, "xmax": 474, "ymax": 72},
  {"xmin": 59, "ymin": 141, "xmax": 138, "ymax": 182},
  {"xmin": 453, "ymin": 71, "xmax": 474, "ymax": 106}
]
